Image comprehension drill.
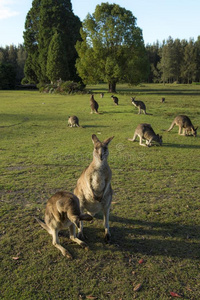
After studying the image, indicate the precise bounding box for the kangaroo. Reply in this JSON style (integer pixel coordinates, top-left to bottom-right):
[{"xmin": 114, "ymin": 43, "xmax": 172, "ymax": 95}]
[
  {"xmin": 68, "ymin": 115, "xmax": 80, "ymax": 127},
  {"xmin": 167, "ymin": 115, "xmax": 198, "ymax": 137},
  {"xmin": 111, "ymin": 95, "xmax": 119, "ymax": 105},
  {"xmin": 35, "ymin": 191, "xmax": 93, "ymax": 258},
  {"xmin": 90, "ymin": 94, "xmax": 99, "ymax": 114},
  {"xmin": 131, "ymin": 97, "xmax": 152, "ymax": 115},
  {"xmin": 100, "ymin": 93, "xmax": 104, "ymax": 98},
  {"xmin": 74, "ymin": 134, "xmax": 114, "ymax": 242},
  {"xmin": 161, "ymin": 97, "xmax": 165, "ymax": 103},
  {"xmin": 128, "ymin": 123, "xmax": 162, "ymax": 147}
]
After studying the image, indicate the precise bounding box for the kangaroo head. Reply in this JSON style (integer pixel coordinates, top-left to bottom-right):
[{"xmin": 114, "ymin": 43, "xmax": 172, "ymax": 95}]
[
  {"xmin": 192, "ymin": 127, "xmax": 198, "ymax": 137},
  {"xmin": 90, "ymin": 94, "xmax": 95, "ymax": 101},
  {"xmin": 157, "ymin": 134, "xmax": 162, "ymax": 145},
  {"xmin": 92, "ymin": 134, "xmax": 114, "ymax": 161},
  {"xmin": 71, "ymin": 214, "xmax": 93, "ymax": 229}
]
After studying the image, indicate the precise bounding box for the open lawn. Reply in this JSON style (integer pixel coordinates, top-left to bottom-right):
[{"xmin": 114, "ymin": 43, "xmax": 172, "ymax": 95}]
[{"xmin": 0, "ymin": 84, "xmax": 200, "ymax": 299}]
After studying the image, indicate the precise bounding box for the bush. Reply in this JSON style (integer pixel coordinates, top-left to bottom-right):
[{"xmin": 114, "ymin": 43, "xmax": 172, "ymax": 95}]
[{"xmin": 38, "ymin": 80, "xmax": 85, "ymax": 94}]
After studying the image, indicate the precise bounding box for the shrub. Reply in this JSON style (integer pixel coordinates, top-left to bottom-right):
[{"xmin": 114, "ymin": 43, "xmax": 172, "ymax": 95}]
[{"xmin": 38, "ymin": 80, "xmax": 85, "ymax": 94}]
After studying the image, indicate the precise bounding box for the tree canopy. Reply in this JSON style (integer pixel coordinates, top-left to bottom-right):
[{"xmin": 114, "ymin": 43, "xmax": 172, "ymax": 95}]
[
  {"xmin": 75, "ymin": 3, "xmax": 149, "ymax": 92},
  {"xmin": 23, "ymin": 0, "xmax": 82, "ymax": 84},
  {"xmin": 0, "ymin": 45, "xmax": 27, "ymax": 88}
]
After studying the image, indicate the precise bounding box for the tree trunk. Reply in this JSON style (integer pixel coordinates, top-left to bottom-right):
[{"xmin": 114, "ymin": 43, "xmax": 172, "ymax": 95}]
[{"xmin": 108, "ymin": 82, "xmax": 116, "ymax": 93}]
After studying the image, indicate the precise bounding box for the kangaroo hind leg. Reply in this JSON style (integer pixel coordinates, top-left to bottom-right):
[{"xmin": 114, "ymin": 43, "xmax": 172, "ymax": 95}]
[
  {"xmin": 51, "ymin": 228, "xmax": 73, "ymax": 259},
  {"xmin": 69, "ymin": 224, "xmax": 89, "ymax": 250},
  {"xmin": 103, "ymin": 204, "xmax": 111, "ymax": 242}
]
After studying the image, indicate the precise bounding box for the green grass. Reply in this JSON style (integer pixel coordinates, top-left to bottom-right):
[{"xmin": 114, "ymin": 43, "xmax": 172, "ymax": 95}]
[{"xmin": 0, "ymin": 84, "xmax": 200, "ymax": 299}]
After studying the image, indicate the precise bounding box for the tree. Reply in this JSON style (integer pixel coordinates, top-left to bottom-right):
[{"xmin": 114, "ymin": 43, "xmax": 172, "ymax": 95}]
[
  {"xmin": 181, "ymin": 39, "xmax": 196, "ymax": 83},
  {"xmin": 23, "ymin": 0, "xmax": 81, "ymax": 83},
  {"xmin": 146, "ymin": 41, "xmax": 161, "ymax": 83},
  {"xmin": 46, "ymin": 32, "xmax": 69, "ymax": 82},
  {"xmin": 75, "ymin": 3, "xmax": 149, "ymax": 92},
  {"xmin": 0, "ymin": 63, "xmax": 16, "ymax": 89},
  {"xmin": 194, "ymin": 36, "xmax": 200, "ymax": 82},
  {"xmin": 16, "ymin": 45, "xmax": 27, "ymax": 84}
]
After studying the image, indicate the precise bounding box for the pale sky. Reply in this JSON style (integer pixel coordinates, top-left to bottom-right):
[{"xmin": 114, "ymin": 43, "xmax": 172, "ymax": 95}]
[{"xmin": 0, "ymin": 0, "xmax": 199, "ymax": 47}]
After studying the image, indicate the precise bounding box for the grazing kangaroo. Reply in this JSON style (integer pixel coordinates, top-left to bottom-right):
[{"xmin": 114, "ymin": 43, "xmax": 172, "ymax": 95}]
[
  {"xmin": 68, "ymin": 116, "xmax": 80, "ymax": 127},
  {"xmin": 35, "ymin": 191, "xmax": 93, "ymax": 258},
  {"xmin": 74, "ymin": 134, "xmax": 114, "ymax": 242},
  {"xmin": 111, "ymin": 95, "xmax": 119, "ymax": 105},
  {"xmin": 167, "ymin": 115, "xmax": 198, "ymax": 137},
  {"xmin": 128, "ymin": 123, "xmax": 162, "ymax": 147},
  {"xmin": 90, "ymin": 94, "xmax": 99, "ymax": 114}
]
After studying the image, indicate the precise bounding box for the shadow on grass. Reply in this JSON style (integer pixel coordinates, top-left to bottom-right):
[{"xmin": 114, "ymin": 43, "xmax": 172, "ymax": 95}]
[
  {"xmin": 163, "ymin": 142, "xmax": 200, "ymax": 149},
  {"xmin": 85, "ymin": 214, "xmax": 200, "ymax": 260},
  {"xmin": 82, "ymin": 125, "xmax": 108, "ymax": 128}
]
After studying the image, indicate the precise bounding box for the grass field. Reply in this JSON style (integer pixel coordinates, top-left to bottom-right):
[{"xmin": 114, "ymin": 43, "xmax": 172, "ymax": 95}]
[{"xmin": 0, "ymin": 83, "xmax": 200, "ymax": 299}]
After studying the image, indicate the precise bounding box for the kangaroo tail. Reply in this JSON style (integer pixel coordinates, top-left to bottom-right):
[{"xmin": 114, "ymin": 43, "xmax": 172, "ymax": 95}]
[
  {"xmin": 34, "ymin": 217, "xmax": 51, "ymax": 233},
  {"xmin": 167, "ymin": 121, "xmax": 175, "ymax": 132}
]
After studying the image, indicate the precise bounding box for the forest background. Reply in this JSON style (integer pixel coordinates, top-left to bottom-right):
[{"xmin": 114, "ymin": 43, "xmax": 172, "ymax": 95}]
[{"xmin": 0, "ymin": 1, "xmax": 200, "ymax": 91}]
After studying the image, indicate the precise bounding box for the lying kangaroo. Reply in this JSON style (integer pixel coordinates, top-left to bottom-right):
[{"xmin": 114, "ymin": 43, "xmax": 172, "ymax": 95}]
[
  {"xmin": 167, "ymin": 115, "xmax": 198, "ymax": 136},
  {"xmin": 131, "ymin": 97, "xmax": 147, "ymax": 114},
  {"xmin": 74, "ymin": 134, "xmax": 114, "ymax": 242},
  {"xmin": 35, "ymin": 191, "xmax": 92, "ymax": 258},
  {"xmin": 90, "ymin": 94, "xmax": 99, "ymax": 114},
  {"xmin": 68, "ymin": 116, "xmax": 80, "ymax": 127},
  {"xmin": 128, "ymin": 123, "xmax": 162, "ymax": 146},
  {"xmin": 111, "ymin": 95, "xmax": 119, "ymax": 105}
]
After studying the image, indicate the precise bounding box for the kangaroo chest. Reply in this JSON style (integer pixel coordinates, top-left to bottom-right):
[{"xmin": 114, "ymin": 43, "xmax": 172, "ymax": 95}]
[{"xmin": 91, "ymin": 169, "xmax": 107, "ymax": 192}]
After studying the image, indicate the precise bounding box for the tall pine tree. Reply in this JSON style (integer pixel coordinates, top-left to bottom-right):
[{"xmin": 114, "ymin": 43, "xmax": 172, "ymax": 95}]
[
  {"xmin": 46, "ymin": 32, "xmax": 69, "ymax": 82},
  {"xmin": 23, "ymin": 0, "xmax": 81, "ymax": 83}
]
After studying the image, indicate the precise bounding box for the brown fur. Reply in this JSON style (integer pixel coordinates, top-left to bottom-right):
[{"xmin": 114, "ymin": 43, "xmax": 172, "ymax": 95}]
[
  {"xmin": 74, "ymin": 134, "xmax": 114, "ymax": 242},
  {"xmin": 131, "ymin": 97, "xmax": 147, "ymax": 114},
  {"xmin": 167, "ymin": 115, "xmax": 198, "ymax": 136},
  {"xmin": 35, "ymin": 191, "xmax": 92, "ymax": 258},
  {"xmin": 128, "ymin": 123, "xmax": 162, "ymax": 146},
  {"xmin": 90, "ymin": 95, "xmax": 99, "ymax": 114},
  {"xmin": 68, "ymin": 116, "xmax": 80, "ymax": 127}
]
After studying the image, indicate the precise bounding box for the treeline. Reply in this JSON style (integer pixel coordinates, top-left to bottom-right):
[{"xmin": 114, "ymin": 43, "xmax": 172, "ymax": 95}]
[
  {"xmin": 147, "ymin": 36, "xmax": 200, "ymax": 84},
  {"xmin": 1, "ymin": 36, "xmax": 200, "ymax": 90},
  {"xmin": 0, "ymin": 36, "xmax": 200, "ymax": 89},
  {"xmin": 0, "ymin": 45, "xmax": 27, "ymax": 89}
]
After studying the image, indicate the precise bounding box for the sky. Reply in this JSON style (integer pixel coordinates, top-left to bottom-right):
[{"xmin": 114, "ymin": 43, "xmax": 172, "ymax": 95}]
[{"xmin": 0, "ymin": 0, "xmax": 200, "ymax": 47}]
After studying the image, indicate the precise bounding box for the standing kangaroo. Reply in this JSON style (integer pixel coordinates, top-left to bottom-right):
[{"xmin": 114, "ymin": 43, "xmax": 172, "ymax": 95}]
[
  {"xmin": 167, "ymin": 115, "xmax": 198, "ymax": 136},
  {"xmin": 90, "ymin": 94, "xmax": 99, "ymax": 114},
  {"xmin": 128, "ymin": 123, "xmax": 162, "ymax": 146},
  {"xmin": 74, "ymin": 134, "xmax": 114, "ymax": 242},
  {"xmin": 35, "ymin": 191, "xmax": 92, "ymax": 258},
  {"xmin": 131, "ymin": 97, "xmax": 147, "ymax": 114}
]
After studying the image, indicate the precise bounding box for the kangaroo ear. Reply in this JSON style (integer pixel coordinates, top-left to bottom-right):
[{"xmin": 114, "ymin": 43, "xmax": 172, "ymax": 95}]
[
  {"xmin": 195, "ymin": 127, "xmax": 198, "ymax": 130},
  {"xmin": 80, "ymin": 213, "xmax": 93, "ymax": 222},
  {"xmin": 92, "ymin": 134, "xmax": 101, "ymax": 144},
  {"xmin": 103, "ymin": 136, "xmax": 114, "ymax": 146}
]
